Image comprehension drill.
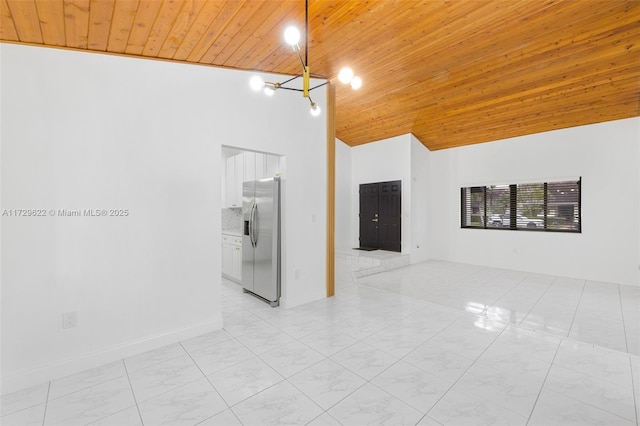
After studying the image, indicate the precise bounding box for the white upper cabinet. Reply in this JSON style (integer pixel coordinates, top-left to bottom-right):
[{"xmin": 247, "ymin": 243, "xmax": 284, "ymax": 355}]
[
  {"xmin": 266, "ymin": 154, "xmax": 280, "ymax": 177},
  {"xmin": 225, "ymin": 156, "xmax": 236, "ymax": 207},
  {"xmin": 224, "ymin": 154, "xmax": 244, "ymax": 208},
  {"xmin": 233, "ymin": 154, "xmax": 243, "ymax": 207},
  {"xmin": 244, "ymin": 151, "xmax": 256, "ymax": 181},
  {"xmin": 255, "ymin": 153, "xmax": 266, "ymax": 180},
  {"xmin": 254, "ymin": 153, "xmax": 279, "ymax": 180},
  {"xmin": 223, "ymin": 152, "xmax": 280, "ymax": 208},
  {"xmin": 221, "ymin": 156, "xmax": 227, "ymax": 206}
]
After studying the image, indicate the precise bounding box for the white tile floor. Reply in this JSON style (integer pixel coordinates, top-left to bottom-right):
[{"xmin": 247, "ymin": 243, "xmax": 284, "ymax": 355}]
[{"xmin": 2, "ymin": 259, "xmax": 639, "ymax": 425}]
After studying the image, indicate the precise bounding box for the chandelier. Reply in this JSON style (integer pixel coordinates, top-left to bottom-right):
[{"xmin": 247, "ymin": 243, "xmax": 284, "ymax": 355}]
[{"xmin": 249, "ymin": 0, "xmax": 362, "ymax": 117}]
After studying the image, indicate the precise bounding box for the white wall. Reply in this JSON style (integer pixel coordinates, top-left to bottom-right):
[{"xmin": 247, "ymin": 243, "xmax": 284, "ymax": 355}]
[
  {"xmin": 1, "ymin": 44, "xmax": 327, "ymax": 392},
  {"xmin": 340, "ymin": 134, "xmax": 432, "ymax": 261},
  {"xmin": 410, "ymin": 136, "xmax": 432, "ymax": 264},
  {"xmin": 335, "ymin": 139, "xmax": 352, "ymax": 249},
  {"xmin": 429, "ymin": 117, "xmax": 640, "ymax": 286},
  {"xmin": 350, "ymin": 135, "xmax": 412, "ymax": 252}
]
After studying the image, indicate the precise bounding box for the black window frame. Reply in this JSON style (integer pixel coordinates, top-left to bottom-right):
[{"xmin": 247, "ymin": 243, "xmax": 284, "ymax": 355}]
[{"xmin": 461, "ymin": 178, "xmax": 581, "ymax": 233}]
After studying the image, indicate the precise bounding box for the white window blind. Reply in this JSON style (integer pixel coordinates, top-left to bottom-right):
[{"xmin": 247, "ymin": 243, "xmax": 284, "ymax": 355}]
[{"xmin": 461, "ymin": 178, "xmax": 581, "ymax": 233}]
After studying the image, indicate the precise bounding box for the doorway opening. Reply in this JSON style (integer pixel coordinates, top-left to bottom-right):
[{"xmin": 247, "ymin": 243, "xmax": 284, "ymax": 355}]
[
  {"xmin": 359, "ymin": 180, "xmax": 402, "ymax": 252},
  {"xmin": 220, "ymin": 146, "xmax": 284, "ymax": 299}
]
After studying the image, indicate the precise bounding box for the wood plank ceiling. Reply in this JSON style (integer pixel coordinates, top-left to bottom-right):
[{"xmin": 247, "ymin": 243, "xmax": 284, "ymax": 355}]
[{"xmin": 1, "ymin": 0, "xmax": 639, "ymax": 150}]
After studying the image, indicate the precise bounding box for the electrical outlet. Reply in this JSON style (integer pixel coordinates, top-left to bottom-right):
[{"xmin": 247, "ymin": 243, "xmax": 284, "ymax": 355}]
[{"xmin": 62, "ymin": 312, "xmax": 77, "ymax": 329}]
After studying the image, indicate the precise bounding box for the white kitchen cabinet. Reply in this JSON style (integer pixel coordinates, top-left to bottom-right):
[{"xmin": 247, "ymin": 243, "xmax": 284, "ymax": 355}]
[
  {"xmin": 221, "ymin": 156, "xmax": 227, "ymax": 206},
  {"xmin": 222, "ymin": 234, "xmax": 242, "ymax": 282},
  {"xmin": 253, "ymin": 153, "xmax": 279, "ymax": 179},
  {"xmin": 231, "ymin": 244, "xmax": 242, "ymax": 280},
  {"xmin": 225, "ymin": 157, "xmax": 236, "ymax": 208},
  {"xmin": 222, "ymin": 242, "xmax": 232, "ymax": 277},
  {"xmin": 266, "ymin": 154, "xmax": 280, "ymax": 177},
  {"xmin": 224, "ymin": 155, "xmax": 244, "ymax": 208},
  {"xmin": 223, "ymin": 152, "xmax": 280, "ymax": 208},
  {"xmin": 254, "ymin": 153, "xmax": 266, "ymax": 179},
  {"xmin": 244, "ymin": 151, "xmax": 256, "ymax": 181},
  {"xmin": 234, "ymin": 154, "xmax": 243, "ymax": 207}
]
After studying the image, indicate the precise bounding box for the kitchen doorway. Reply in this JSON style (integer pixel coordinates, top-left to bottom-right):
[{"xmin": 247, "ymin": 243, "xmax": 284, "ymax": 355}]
[{"xmin": 359, "ymin": 180, "xmax": 401, "ymax": 252}]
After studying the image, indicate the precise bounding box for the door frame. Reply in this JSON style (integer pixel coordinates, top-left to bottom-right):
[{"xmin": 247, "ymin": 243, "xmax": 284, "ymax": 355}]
[{"xmin": 326, "ymin": 84, "xmax": 336, "ymax": 297}]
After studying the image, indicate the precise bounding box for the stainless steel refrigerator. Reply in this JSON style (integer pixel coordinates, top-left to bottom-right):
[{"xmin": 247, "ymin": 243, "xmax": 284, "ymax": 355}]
[{"xmin": 242, "ymin": 177, "xmax": 281, "ymax": 307}]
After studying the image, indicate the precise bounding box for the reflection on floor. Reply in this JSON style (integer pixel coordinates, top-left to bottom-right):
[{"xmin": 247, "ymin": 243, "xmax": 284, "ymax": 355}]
[
  {"xmin": 355, "ymin": 259, "xmax": 639, "ymax": 356},
  {"xmin": 2, "ymin": 259, "xmax": 639, "ymax": 425},
  {"xmin": 335, "ymin": 247, "xmax": 410, "ymax": 279}
]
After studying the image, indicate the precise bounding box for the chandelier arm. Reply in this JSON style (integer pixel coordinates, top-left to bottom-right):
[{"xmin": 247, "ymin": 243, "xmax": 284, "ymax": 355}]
[
  {"xmin": 276, "ymin": 87, "xmax": 304, "ymax": 93},
  {"xmin": 278, "ymin": 74, "xmax": 303, "ymax": 86},
  {"xmin": 309, "ymin": 81, "xmax": 330, "ymax": 91}
]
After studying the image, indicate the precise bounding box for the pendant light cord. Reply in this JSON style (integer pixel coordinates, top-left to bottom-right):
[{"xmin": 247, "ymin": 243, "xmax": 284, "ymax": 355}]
[{"xmin": 305, "ymin": 0, "xmax": 308, "ymax": 67}]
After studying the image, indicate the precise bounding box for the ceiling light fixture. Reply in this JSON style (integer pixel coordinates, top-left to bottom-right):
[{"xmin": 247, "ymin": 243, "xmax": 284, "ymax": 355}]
[{"xmin": 249, "ymin": 0, "xmax": 361, "ymax": 117}]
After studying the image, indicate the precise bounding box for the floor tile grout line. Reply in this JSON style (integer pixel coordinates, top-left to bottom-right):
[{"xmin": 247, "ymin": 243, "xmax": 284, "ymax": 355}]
[
  {"xmin": 182, "ymin": 330, "xmax": 236, "ymax": 355},
  {"xmin": 618, "ymin": 284, "xmax": 630, "ymax": 354},
  {"xmin": 285, "ymin": 365, "xmax": 367, "ymax": 415},
  {"xmin": 125, "ymin": 345, "xmax": 189, "ymax": 376},
  {"xmin": 463, "ymin": 268, "xmax": 521, "ymax": 311},
  {"xmin": 547, "ymin": 354, "xmax": 636, "ymax": 390},
  {"xmin": 190, "ymin": 323, "xmax": 333, "ymax": 414},
  {"xmin": 516, "ymin": 322, "xmax": 639, "ymax": 365},
  {"xmin": 542, "ymin": 387, "xmax": 637, "ymax": 424},
  {"xmin": 126, "ymin": 368, "xmax": 212, "ymax": 414},
  {"xmin": 40, "ymin": 381, "xmax": 51, "ymax": 426},
  {"xmin": 364, "ymin": 363, "xmax": 448, "ymax": 415},
  {"xmin": 524, "ymin": 337, "xmax": 562, "ymax": 425},
  {"xmin": 42, "ymin": 374, "xmax": 133, "ymax": 408},
  {"xmin": 515, "ymin": 275, "xmax": 559, "ymax": 327},
  {"xmin": 628, "ymin": 357, "xmax": 639, "ymax": 426},
  {"xmin": 566, "ymin": 279, "xmax": 587, "ymax": 340},
  {"xmin": 305, "ymin": 411, "xmax": 343, "ymax": 426},
  {"xmin": 483, "ymin": 272, "xmax": 531, "ymax": 312},
  {"xmin": 179, "ymin": 342, "xmax": 243, "ymax": 426},
  {"xmin": 525, "ymin": 339, "xmax": 639, "ymax": 424},
  {"xmin": 318, "ymin": 332, "xmax": 457, "ymax": 417},
  {"xmin": 424, "ymin": 320, "xmax": 515, "ymax": 421},
  {"xmin": 121, "ymin": 359, "xmax": 145, "ymax": 426}
]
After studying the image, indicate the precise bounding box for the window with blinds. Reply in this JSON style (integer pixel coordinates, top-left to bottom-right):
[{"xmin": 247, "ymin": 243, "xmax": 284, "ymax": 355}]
[{"xmin": 461, "ymin": 178, "xmax": 581, "ymax": 232}]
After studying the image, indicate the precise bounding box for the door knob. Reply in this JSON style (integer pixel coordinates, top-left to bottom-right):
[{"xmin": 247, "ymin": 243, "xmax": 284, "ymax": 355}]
[{"xmin": 372, "ymin": 218, "xmax": 378, "ymax": 222}]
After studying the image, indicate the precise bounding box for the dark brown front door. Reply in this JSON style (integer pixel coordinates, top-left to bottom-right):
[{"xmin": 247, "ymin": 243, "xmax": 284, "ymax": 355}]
[
  {"xmin": 359, "ymin": 180, "xmax": 401, "ymax": 252},
  {"xmin": 359, "ymin": 183, "xmax": 379, "ymax": 249}
]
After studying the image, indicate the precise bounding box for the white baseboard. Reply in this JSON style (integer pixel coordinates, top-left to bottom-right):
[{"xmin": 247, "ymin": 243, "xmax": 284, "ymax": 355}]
[{"xmin": 1, "ymin": 315, "xmax": 223, "ymax": 395}]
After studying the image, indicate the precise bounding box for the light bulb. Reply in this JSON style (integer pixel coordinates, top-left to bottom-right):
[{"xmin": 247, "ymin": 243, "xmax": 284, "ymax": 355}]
[
  {"xmin": 338, "ymin": 67, "xmax": 354, "ymax": 84},
  {"xmin": 264, "ymin": 86, "xmax": 275, "ymax": 96},
  {"xmin": 310, "ymin": 102, "xmax": 321, "ymax": 117},
  {"xmin": 350, "ymin": 76, "xmax": 362, "ymax": 90},
  {"xmin": 284, "ymin": 26, "xmax": 301, "ymax": 46},
  {"xmin": 249, "ymin": 75, "xmax": 264, "ymax": 91}
]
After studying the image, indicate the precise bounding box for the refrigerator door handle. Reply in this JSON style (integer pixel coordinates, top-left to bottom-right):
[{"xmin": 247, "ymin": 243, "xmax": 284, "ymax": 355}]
[
  {"xmin": 250, "ymin": 202, "xmax": 257, "ymax": 247},
  {"xmin": 249, "ymin": 203, "xmax": 254, "ymax": 247},
  {"xmin": 252, "ymin": 202, "xmax": 258, "ymax": 247}
]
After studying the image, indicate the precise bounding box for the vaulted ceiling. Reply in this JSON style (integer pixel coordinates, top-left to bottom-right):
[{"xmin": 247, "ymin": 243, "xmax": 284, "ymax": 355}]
[{"xmin": 2, "ymin": 0, "xmax": 638, "ymax": 150}]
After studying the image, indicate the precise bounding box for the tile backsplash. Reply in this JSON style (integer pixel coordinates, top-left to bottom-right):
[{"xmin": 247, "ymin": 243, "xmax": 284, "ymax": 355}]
[{"xmin": 222, "ymin": 207, "xmax": 243, "ymax": 235}]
